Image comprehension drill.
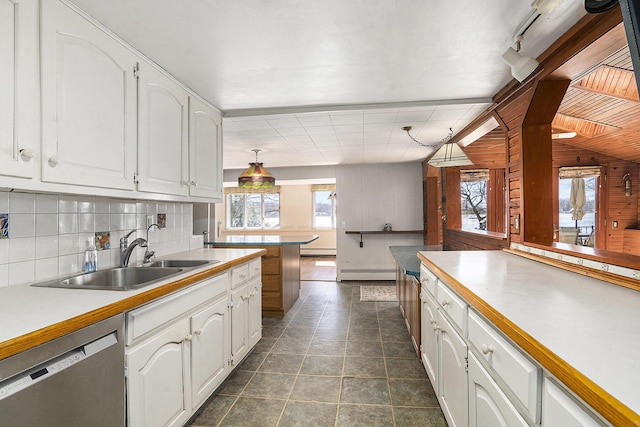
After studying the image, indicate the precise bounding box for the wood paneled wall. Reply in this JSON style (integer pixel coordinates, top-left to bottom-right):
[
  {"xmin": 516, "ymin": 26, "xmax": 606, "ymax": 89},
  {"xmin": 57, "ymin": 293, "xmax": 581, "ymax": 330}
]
[{"xmin": 443, "ymin": 228, "xmax": 508, "ymax": 251}]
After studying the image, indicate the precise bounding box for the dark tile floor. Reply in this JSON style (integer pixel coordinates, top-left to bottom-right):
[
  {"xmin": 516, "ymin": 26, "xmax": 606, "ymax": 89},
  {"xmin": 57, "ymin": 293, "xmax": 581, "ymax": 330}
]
[{"xmin": 189, "ymin": 280, "xmax": 447, "ymax": 427}]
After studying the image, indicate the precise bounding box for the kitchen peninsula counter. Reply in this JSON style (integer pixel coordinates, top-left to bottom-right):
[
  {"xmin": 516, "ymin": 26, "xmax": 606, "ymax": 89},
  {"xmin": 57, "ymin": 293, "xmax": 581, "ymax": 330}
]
[
  {"xmin": 207, "ymin": 235, "xmax": 318, "ymax": 316},
  {"xmin": 418, "ymin": 249, "xmax": 640, "ymax": 426}
]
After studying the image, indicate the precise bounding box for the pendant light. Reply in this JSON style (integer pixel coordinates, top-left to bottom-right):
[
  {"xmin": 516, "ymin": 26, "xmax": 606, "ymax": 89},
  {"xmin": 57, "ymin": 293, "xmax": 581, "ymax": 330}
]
[
  {"xmin": 402, "ymin": 126, "xmax": 473, "ymax": 167},
  {"xmin": 238, "ymin": 149, "xmax": 276, "ymax": 189}
]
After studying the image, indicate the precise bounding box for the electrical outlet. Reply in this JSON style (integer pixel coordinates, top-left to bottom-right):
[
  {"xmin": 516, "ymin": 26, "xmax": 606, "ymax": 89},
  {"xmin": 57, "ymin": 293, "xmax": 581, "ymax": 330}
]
[{"xmin": 612, "ymin": 220, "xmax": 618, "ymax": 229}]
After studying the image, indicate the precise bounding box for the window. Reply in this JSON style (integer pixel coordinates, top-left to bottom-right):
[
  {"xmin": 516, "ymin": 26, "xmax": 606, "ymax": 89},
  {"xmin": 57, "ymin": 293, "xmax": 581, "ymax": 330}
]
[
  {"xmin": 460, "ymin": 170, "xmax": 489, "ymax": 231},
  {"xmin": 226, "ymin": 190, "xmax": 280, "ymax": 229},
  {"xmin": 558, "ymin": 166, "xmax": 599, "ymax": 247},
  {"xmin": 311, "ymin": 184, "xmax": 336, "ymax": 229}
]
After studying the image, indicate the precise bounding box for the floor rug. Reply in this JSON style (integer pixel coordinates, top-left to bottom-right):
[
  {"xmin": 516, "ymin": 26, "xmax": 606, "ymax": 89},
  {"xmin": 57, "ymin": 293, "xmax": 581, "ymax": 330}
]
[{"xmin": 360, "ymin": 285, "xmax": 398, "ymax": 302}]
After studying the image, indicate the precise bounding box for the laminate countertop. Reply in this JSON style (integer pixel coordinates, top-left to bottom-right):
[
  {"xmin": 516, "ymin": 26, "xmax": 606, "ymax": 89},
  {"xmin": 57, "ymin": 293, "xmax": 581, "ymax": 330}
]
[
  {"xmin": 0, "ymin": 248, "xmax": 265, "ymax": 360},
  {"xmin": 389, "ymin": 245, "xmax": 442, "ymax": 277},
  {"xmin": 418, "ymin": 249, "xmax": 640, "ymax": 425},
  {"xmin": 206, "ymin": 235, "xmax": 319, "ymax": 246}
]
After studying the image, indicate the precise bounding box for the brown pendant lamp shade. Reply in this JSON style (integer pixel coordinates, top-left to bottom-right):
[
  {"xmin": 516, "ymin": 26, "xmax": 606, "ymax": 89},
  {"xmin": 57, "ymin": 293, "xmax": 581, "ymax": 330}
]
[{"xmin": 238, "ymin": 149, "xmax": 276, "ymax": 189}]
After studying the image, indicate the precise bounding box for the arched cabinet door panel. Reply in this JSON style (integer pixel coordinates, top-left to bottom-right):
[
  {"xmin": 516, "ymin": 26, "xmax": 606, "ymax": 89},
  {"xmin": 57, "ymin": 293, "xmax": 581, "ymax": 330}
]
[
  {"xmin": 41, "ymin": 0, "xmax": 137, "ymax": 190},
  {"xmin": 126, "ymin": 319, "xmax": 192, "ymax": 427},
  {"xmin": 137, "ymin": 61, "xmax": 189, "ymax": 196},
  {"xmin": 468, "ymin": 353, "xmax": 528, "ymax": 427},
  {"xmin": 0, "ymin": 0, "xmax": 38, "ymax": 179},
  {"xmin": 188, "ymin": 96, "xmax": 223, "ymax": 201}
]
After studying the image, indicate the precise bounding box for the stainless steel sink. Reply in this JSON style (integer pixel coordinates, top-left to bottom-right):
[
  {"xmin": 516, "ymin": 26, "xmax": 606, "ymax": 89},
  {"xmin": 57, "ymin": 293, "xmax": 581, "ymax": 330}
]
[
  {"xmin": 144, "ymin": 259, "xmax": 217, "ymax": 268},
  {"xmin": 32, "ymin": 267, "xmax": 184, "ymax": 291}
]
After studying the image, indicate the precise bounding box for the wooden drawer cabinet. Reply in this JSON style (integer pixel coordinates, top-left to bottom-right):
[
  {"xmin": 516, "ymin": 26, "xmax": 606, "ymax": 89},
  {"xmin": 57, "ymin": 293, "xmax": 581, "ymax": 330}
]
[
  {"xmin": 262, "ymin": 291, "xmax": 282, "ymax": 309},
  {"xmin": 468, "ymin": 310, "xmax": 540, "ymax": 422}
]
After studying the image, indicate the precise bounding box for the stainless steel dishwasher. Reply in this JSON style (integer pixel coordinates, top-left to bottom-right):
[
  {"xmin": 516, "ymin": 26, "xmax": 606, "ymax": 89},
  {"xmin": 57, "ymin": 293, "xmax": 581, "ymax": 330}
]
[{"xmin": 0, "ymin": 314, "xmax": 125, "ymax": 426}]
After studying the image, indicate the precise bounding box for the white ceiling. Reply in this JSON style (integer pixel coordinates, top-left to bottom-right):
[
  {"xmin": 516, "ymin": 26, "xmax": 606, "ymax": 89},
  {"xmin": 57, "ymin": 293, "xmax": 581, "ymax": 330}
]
[{"xmin": 69, "ymin": 0, "xmax": 587, "ymax": 169}]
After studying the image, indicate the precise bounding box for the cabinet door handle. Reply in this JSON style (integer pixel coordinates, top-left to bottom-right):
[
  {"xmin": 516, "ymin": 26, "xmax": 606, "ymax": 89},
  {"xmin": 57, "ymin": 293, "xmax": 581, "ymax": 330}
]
[
  {"xmin": 194, "ymin": 329, "xmax": 203, "ymax": 336},
  {"xmin": 19, "ymin": 148, "xmax": 35, "ymax": 161},
  {"xmin": 433, "ymin": 324, "xmax": 440, "ymax": 331},
  {"xmin": 48, "ymin": 155, "xmax": 59, "ymax": 167},
  {"xmin": 183, "ymin": 334, "xmax": 193, "ymax": 342},
  {"xmin": 441, "ymin": 300, "xmax": 450, "ymax": 307},
  {"xmin": 190, "ymin": 180, "xmax": 198, "ymax": 186},
  {"xmin": 481, "ymin": 344, "xmax": 493, "ymax": 355}
]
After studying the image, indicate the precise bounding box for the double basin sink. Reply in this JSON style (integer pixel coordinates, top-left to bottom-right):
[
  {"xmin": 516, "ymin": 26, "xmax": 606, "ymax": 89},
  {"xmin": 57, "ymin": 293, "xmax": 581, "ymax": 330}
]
[{"xmin": 33, "ymin": 259, "xmax": 219, "ymax": 291}]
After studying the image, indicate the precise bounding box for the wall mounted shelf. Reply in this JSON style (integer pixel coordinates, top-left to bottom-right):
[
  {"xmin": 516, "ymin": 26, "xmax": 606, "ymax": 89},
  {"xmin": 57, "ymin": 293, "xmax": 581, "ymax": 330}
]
[{"xmin": 345, "ymin": 230, "xmax": 424, "ymax": 247}]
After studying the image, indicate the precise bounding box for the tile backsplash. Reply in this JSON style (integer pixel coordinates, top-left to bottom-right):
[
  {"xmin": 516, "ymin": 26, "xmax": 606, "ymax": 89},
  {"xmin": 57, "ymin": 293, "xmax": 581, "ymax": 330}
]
[{"xmin": 0, "ymin": 191, "xmax": 198, "ymax": 288}]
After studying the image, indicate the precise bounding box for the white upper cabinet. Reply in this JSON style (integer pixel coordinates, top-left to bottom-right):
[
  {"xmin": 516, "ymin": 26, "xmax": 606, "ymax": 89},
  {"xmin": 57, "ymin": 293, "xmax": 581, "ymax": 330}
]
[
  {"xmin": 137, "ymin": 61, "xmax": 190, "ymax": 196},
  {"xmin": 0, "ymin": 0, "xmax": 38, "ymax": 179},
  {"xmin": 41, "ymin": 0, "xmax": 137, "ymax": 190},
  {"xmin": 188, "ymin": 96, "xmax": 223, "ymax": 200}
]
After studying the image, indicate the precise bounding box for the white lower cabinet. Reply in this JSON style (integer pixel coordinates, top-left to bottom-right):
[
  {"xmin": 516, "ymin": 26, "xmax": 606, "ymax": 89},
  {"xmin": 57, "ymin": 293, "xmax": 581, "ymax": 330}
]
[
  {"xmin": 247, "ymin": 277, "xmax": 263, "ymax": 348},
  {"xmin": 419, "ymin": 274, "xmax": 468, "ymax": 427},
  {"xmin": 125, "ymin": 264, "xmax": 263, "ymax": 427},
  {"xmin": 542, "ymin": 378, "xmax": 606, "ymax": 427},
  {"xmin": 468, "ymin": 352, "xmax": 529, "ymax": 427},
  {"xmin": 230, "ymin": 262, "xmax": 262, "ymax": 365},
  {"xmin": 190, "ymin": 294, "xmax": 231, "ymax": 409},
  {"xmin": 127, "ymin": 318, "xmax": 192, "ymax": 427},
  {"xmin": 438, "ymin": 312, "xmax": 468, "ymax": 427},
  {"xmin": 230, "ymin": 282, "xmax": 249, "ymax": 365},
  {"xmin": 420, "ymin": 289, "xmax": 438, "ymax": 386}
]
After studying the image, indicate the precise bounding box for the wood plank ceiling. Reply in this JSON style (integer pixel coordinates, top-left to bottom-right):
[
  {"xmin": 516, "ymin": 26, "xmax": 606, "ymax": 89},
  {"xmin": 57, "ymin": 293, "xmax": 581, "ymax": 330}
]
[
  {"xmin": 552, "ymin": 45, "xmax": 640, "ymax": 163},
  {"xmin": 463, "ymin": 45, "xmax": 640, "ymax": 167}
]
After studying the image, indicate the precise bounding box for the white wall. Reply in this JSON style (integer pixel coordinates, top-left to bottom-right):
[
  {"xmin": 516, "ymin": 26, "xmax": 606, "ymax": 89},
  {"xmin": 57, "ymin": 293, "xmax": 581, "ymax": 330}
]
[
  {"xmin": 336, "ymin": 162, "xmax": 424, "ymax": 281},
  {"xmin": 214, "ymin": 183, "xmax": 337, "ymax": 255}
]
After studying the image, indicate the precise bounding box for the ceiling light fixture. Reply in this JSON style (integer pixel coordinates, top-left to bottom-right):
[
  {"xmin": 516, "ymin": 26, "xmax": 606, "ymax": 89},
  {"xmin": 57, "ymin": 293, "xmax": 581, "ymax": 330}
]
[
  {"xmin": 502, "ymin": 35, "xmax": 539, "ymax": 82},
  {"xmin": 402, "ymin": 126, "xmax": 473, "ymax": 167},
  {"xmin": 238, "ymin": 149, "xmax": 276, "ymax": 189},
  {"xmin": 551, "ymin": 131, "xmax": 577, "ymax": 139}
]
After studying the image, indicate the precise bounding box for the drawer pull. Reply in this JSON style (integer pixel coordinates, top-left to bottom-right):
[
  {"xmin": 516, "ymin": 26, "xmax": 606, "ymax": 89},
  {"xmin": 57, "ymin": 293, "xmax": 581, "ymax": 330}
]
[
  {"xmin": 441, "ymin": 300, "xmax": 450, "ymax": 307},
  {"xmin": 481, "ymin": 344, "xmax": 494, "ymax": 355},
  {"xmin": 430, "ymin": 318, "xmax": 436, "ymax": 325},
  {"xmin": 238, "ymin": 274, "xmax": 246, "ymax": 279},
  {"xmin": 433, "ymin": 324, "xmax": 440, "ymax": 331}
]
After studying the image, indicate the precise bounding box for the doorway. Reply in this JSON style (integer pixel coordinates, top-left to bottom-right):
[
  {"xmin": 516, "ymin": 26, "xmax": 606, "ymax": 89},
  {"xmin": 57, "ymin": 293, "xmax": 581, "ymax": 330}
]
[{"xmin": 300, "ymin": 256, "xmax": 337, "ymax": 281}]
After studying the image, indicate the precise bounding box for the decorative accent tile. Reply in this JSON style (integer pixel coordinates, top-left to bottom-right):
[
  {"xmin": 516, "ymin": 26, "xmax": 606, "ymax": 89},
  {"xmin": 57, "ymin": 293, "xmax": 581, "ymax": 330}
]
[
  {"xmin": 95, "ymin": 231, "xmax": 110, "ymax": 250},
  {"xmin": 0, "ymin": 214, "xmax": 8, "ymax": 239},
  {"xmin": 157, "ymin": 213, "xmax": 167, "ymax": 228}
]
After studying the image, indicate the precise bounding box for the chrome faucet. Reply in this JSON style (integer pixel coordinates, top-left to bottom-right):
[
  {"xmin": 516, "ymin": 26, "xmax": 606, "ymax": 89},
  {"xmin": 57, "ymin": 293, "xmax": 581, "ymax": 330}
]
[
  {"xmin": 143, "ymin": 224, "xmax": 159, "ymax": 264},
  {"xmin": 120, "ymin": 229, "xmax": 148, "ymax": 267}
]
